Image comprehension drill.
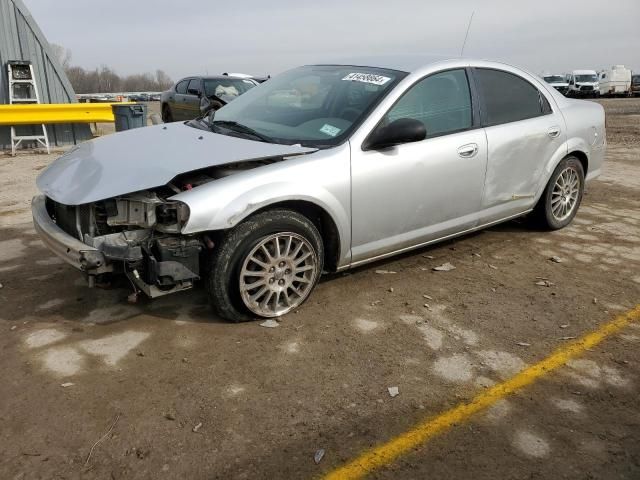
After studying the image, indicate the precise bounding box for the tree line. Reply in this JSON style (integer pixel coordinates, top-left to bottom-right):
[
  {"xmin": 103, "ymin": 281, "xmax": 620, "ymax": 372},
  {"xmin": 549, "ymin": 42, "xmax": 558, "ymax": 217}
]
[{"xmin": 50, "ymin": 44, "xmax": 174, "ymax": 94}]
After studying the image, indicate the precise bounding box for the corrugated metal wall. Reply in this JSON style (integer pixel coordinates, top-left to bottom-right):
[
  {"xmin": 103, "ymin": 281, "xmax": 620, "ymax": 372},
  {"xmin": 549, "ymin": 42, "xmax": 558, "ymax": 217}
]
[{"xmin": 0, "ymin": 0, "xmax": 92, "ymax": 150}]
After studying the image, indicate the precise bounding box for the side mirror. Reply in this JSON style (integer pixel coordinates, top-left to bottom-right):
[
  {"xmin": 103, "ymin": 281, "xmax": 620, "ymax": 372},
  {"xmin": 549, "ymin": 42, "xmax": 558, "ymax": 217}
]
[
  {"xmin": 187, "ymin": 88, "xmax": 201, "ymax": 97},
  {"xmin": 363, "ymin": 118, "xmax": 427, "ymax": 151}
]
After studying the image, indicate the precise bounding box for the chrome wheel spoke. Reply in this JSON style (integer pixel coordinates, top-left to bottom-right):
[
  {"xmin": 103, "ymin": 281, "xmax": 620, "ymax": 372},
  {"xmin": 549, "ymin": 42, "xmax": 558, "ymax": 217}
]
[
  {"xmin": 284, "ymin": 235, "xmax": 293, "ymax": 256},
  {"xmin": 248, "ymin": 257, "xmax": 268, "ymax": 269},
  {"xmin": 260, "ymin": 291, "xmax": 274, "ymax": 309},
  {"xmin": 274, "ymin": 290, "xmax": 282, "ymax": 308},
  {"xmin": 241, "ymin": 266, "xmax": 267, "ymax": 277},
  {"xmin": 250, "ymin": 285, "xmax": 269, "ymax": 302},
  {"xmin": 292, "ymin": 241, "xmax": 304, "ymax": 257},
  {"xmin": 274, "ymin": 237, "xmax": 281, "ymax": 257},
  {"xmin": 260, "ymin": 244, "xmax": 274, "ymax": 262},
  {"xmin": 295, "ymin": 264, "xmax": 315, "ymax": 273},
  {"xmin": 295, "ymin": 251, "xmax": 312, "ymax": 265},
  {"xmin": 282, "ymin": 290, "xmax": 291, "ymax": 307},
  {"xmin": 290, "ymin": 285, "xmax": 304, "ymax": 297},
  {"xmin": 244, "ymin": 278, "xmax": 266, "ymax": 290}
]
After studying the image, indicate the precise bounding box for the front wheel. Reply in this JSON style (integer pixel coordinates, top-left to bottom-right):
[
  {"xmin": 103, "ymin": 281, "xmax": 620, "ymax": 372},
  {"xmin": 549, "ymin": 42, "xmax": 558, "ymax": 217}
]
[
  {"xmin": 207, "ymin": 209, "xmax": 324, "ymax": 322},
  {"xmin": 533, "ymin": 156, "xmax": 585, "ymax": 230}
]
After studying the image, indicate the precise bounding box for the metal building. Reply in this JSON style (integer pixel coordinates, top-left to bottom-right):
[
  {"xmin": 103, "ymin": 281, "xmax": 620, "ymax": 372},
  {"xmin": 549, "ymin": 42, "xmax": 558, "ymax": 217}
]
[{"xmin": 0, "ymin": 0, "xmax": 92, "ymax": 150}]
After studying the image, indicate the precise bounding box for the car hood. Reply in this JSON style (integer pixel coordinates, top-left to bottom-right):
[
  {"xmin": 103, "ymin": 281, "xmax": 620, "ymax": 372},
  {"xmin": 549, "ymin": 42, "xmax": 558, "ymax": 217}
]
[{"xmin": 37, "ymin": 122, "xmax": 315, "ymax": 205}]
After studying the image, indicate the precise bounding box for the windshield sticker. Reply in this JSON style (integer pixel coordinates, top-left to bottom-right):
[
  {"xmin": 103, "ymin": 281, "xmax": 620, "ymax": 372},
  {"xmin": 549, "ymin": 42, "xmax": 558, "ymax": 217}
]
[
  {"xmin": 342, "ymin": 72, "xmax": 391, "ymax": 85},
  {"xmin": 320, "ymin": 124, "xmax": 341, "ymax": 137}
]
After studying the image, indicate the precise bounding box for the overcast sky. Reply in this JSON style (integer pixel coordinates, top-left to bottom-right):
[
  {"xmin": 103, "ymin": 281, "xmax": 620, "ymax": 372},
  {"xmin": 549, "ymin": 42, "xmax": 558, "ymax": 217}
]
[{"xmin": 25, "ymin": 0, "xmax": 640, "ymax": 81}]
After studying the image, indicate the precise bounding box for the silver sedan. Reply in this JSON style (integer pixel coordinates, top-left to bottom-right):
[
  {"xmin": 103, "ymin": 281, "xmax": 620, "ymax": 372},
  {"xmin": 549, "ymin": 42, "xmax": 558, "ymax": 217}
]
[{"xmin": 33, "ymin": 56, "xmax": 606, "ymax": 321}]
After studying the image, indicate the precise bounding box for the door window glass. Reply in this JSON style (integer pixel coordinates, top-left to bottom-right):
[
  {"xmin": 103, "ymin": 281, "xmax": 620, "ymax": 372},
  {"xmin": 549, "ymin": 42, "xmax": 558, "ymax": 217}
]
[
  {"xmin": 187, "ymin": 79, "xmax": 202, "ymax": 95},
  {"xmin": 384, "ymin": 69, "xmax": 472, "ymax": 137},
  {"xmin": 175, "ymin": 80, "xmax": 189, "ymax": 94},
  {"xmin": 475, "ymin": 69, "xmax": 548, "ymax": 126}
]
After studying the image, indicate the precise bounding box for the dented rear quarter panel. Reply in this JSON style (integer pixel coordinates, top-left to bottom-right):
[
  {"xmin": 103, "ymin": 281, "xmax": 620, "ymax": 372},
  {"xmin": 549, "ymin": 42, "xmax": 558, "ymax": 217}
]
[
  {"xmin": 555, "ymin": 98, "xmax": 607, "ymax": 182},
  {"xmin": 173, "ymin": 144, "xmax": 352, "ymax": 267}
]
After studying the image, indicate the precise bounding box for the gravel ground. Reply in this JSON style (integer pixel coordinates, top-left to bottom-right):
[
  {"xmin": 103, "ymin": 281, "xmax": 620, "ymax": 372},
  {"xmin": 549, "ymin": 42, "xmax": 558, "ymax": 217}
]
[{"xmin": 0, "ymin": 98, "xmax": 638, "ymax": 480}]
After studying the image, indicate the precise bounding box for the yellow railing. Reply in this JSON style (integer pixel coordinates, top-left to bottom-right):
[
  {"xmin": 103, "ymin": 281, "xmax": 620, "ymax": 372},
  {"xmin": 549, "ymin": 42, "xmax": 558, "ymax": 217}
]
[{"xmin": 0, "ymin": 103, "xmax": 135, "ymax": 125}]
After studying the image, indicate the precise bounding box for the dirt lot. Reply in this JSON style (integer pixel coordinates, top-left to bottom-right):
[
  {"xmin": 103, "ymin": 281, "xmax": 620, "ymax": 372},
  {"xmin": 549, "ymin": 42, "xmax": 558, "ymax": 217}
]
[{"xmin": 0, "ymin": 99, "xmax": 639, "ymax": 480}]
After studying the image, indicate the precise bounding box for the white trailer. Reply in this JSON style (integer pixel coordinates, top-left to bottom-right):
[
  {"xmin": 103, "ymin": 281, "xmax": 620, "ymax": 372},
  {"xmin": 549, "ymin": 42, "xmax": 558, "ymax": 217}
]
[{"xmin": 598, "ymin": 65, "xmax": 632, "ymax": 96}]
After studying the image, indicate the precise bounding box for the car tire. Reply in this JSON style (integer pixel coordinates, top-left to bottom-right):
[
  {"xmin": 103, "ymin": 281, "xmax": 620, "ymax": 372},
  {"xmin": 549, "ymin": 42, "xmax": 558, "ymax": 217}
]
[
  {"xmin": 161, "ymin": 105, "xmax": 173, "ymax": 123},
  {"xmin": 207, "ymin": 209, "xmax": 324, "ymax": 322},
  {"xmin": 533, "ymin": 156, "xmax": 585, "ymax": 230}
]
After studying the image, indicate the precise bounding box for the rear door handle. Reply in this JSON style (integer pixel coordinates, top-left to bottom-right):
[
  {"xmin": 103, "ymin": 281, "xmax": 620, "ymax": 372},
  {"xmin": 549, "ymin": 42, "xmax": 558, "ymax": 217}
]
[
  {"xmin": 547, "ymin": 126, "xmax": 561, "ymax": 138},
  {"xmin": 457, "ymin": 143, "xmax": 478, "ymax": 158}
]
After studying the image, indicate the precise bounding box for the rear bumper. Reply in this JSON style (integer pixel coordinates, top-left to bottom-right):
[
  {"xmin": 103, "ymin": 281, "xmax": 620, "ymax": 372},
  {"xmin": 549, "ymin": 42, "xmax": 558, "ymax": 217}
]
[{"xmin": 32, "ymin": 195, "xmax": 112, "ymax": 274}]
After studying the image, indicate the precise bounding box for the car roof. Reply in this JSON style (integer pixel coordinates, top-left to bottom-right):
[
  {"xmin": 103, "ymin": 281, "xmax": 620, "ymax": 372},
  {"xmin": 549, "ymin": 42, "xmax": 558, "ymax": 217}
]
[
  {"xmin": 310, "ymin": 54, "xmax": 462, "ymax": 73},
  {"xmin": 179, "ymin": 75, "xmax": 253, "ymax": 81},
  {"xmin": 308, "ymin": 54, "xmax": 551, "ymax": 76}
]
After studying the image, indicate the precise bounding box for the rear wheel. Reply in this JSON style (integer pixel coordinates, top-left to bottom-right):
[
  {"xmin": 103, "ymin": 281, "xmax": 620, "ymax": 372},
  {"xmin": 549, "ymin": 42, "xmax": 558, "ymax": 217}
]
[
  {"xmin": 533, "ymin": 156, "xmax": 584, "ymax": 230},
  {"xmin": 161, "ymin": 104, "xmax": 173, "ymax": 123},
  {"xmin": 207, "ymin": 209, "xmax": 324, "ymax": 322}
]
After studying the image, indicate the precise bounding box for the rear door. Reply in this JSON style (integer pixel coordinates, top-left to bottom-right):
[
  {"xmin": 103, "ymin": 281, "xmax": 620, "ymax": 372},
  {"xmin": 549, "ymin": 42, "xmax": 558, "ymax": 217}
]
[{"xmin": 472, "ymin": 68, "xmax": 566, "ymax": 222}]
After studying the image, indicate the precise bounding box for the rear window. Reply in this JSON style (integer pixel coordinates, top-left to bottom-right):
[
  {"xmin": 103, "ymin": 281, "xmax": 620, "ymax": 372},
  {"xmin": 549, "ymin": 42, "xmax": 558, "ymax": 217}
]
[{"xmin": 474, "ymin": 69, "xmax": 548, "ymax": 126}]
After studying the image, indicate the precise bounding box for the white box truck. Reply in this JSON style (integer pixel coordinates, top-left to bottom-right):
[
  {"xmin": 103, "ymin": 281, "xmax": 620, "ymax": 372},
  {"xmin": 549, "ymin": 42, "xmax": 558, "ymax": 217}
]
[
  {"xmin": 598, "ymin": 65, "xmax": 632, "ymax": 96},
  {"xmin": 567, "ymin": 70, "xmax": 599, "ymax": 97}
]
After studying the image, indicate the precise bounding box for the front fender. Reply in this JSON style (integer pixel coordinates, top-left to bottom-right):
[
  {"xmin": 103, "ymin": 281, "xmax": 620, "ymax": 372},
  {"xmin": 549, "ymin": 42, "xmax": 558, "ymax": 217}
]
[{"xmin": 172, "ymin": 145, "xmax": 352, "ymax": 266}]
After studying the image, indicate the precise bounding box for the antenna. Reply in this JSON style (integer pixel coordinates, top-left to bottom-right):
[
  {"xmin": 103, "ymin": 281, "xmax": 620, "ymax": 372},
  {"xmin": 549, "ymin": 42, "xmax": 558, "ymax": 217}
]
[{"xmin": 460, "ymin": 11, "xmax": 475, "ymax": 56}]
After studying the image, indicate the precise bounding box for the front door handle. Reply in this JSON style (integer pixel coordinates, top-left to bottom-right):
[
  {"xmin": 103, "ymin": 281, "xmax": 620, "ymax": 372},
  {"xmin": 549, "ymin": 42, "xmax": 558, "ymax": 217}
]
[
  {"xmin": 457, "ymin": 143, "xmax": 478, "ymax": 158},
  {"xmin": 548, "ymin": 126, "xmax": 561, "ymax": 138}
]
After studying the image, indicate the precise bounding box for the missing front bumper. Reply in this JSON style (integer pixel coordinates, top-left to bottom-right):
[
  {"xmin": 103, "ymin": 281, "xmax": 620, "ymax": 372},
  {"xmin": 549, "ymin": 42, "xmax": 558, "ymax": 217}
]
[{"xmin": 32, "ymin": 195, "xmax": 112, "ymax": 274}]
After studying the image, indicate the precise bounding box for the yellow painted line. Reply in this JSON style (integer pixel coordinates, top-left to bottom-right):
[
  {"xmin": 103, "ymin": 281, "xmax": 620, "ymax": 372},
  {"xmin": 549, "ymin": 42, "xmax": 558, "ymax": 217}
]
[{"xmin": 323, "ymin": 304, "xmax": 640, "ymax": 480}]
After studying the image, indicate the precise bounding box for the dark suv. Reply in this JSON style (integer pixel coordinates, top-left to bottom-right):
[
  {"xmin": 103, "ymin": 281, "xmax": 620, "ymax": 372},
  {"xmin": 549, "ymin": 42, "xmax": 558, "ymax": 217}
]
[{"xmin": 160, "ymin": 76, "xmax": 256, "ymax": 122}]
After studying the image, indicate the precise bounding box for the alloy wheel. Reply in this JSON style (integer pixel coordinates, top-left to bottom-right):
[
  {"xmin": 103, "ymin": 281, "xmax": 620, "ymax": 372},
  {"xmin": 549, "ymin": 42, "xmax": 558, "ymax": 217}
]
[
  {"xmin": 551, "ymin": 166, "xmax": 581, "ymax": 221},
  {"xmin": 239, "ymin": 232, "xmax": 319, "ymax": 317}
]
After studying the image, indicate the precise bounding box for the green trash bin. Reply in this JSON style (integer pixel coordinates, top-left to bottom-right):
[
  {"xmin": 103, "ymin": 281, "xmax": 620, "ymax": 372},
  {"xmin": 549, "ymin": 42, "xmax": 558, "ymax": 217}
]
[{"xmin": 112, "ymin": 103, "xmax": 148, "ymax": 132}]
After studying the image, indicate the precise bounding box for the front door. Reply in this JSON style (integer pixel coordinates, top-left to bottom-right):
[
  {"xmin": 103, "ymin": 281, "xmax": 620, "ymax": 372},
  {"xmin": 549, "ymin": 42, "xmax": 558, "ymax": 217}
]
[
  {"xmin": 350, "ymin": 68, "xmax": 488, "ymax": 264},
  {"xmin": 183, "ymin": 78, "xmax": 203, "ymax": 120},
  {"xmin": 171, "ymin": 79, "xmax": 191, "ymax": 121}
]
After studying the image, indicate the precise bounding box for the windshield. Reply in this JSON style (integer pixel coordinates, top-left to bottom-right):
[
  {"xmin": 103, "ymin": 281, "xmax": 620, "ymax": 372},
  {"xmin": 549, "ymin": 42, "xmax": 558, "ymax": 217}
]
[
  {"xmin": 203, "ymin": 78, "xmax": 254, "ymax": 99},
  {"xmin": 543, "ymin": 75, "xmax": 565, "ymax": 83},
  {"xmin": 575, "ymin": 74, "xmax": 597, "ymax": 83},
  {"xmin": 632, "ymin": 75, "xmax": 640, "ymax": 85},
  {"xmin": 207, "ymin": 65, "xmax": 406, "ymax": 147}
]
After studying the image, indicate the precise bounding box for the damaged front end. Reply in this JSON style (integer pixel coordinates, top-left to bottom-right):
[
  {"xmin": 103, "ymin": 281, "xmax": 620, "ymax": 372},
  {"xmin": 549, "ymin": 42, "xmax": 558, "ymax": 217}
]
[{"xmin": 44, "ymin": 189, "xmax": 202, "ymax": 298}]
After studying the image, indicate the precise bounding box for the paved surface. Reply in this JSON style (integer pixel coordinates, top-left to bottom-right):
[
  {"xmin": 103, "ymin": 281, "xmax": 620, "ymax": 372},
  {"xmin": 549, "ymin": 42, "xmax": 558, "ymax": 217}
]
[{"xmin": 0, "ymin": 99, "xmax": 638, "ymax": 479}]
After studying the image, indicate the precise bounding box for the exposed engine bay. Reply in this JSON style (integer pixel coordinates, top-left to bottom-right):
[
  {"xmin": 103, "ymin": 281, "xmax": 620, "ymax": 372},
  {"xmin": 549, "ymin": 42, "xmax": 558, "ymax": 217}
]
[{"xmin": 44, "ymin": 160, "xmax": 274, "ymax": 298}]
